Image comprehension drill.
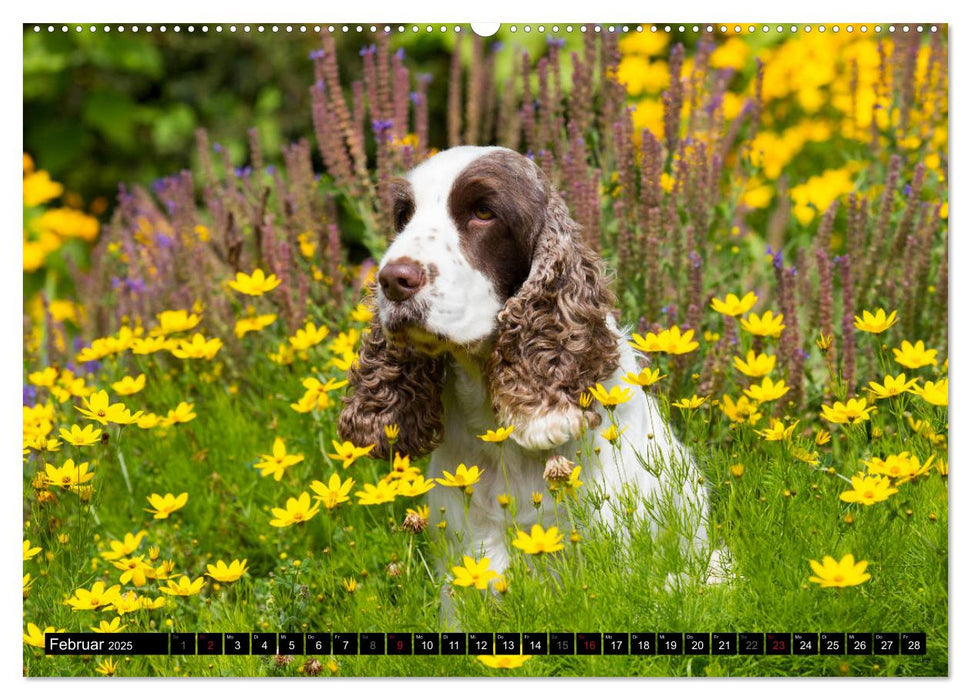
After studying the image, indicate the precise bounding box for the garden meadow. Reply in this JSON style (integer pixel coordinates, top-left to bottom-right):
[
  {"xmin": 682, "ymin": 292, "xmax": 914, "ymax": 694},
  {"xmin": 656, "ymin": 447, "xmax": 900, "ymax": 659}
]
[{"xmin": 22, "ymin": 23, "xmax": 947, "ymax": 677}]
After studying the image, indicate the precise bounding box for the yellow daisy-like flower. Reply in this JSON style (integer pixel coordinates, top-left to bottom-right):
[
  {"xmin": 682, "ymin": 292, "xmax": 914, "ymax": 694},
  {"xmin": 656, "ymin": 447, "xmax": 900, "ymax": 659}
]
[
  {"xmin": 808, "ymin": 554, "xmax": 870, "ymax": 588},
  {"xmin": 95, "ymin": 659, "xmax": 119, "ymax": 676},
  {"xmin": 44, "ymin": 459, "xmax": 94, "ymax": 489},
  {"xmin": 588, "ymin": 383, "xmax": 633, "ymax": 407},
  {"xmin": 234, "ymin": 313, "xmax": 277, "ymax": 338},
  {"xmin": 355, "ymin": 481, "xmax": 399, "ymax": 505},
  {"xmin": 384, "ymin": 423, "xmax": 400, "ymax": 440},
  {"xmin": 64, "ymin": 581, "xmax": 122, "ymax": 610},
  {"xmin": 350, "ymin": 303, "xmax": 374, "ymax": 323},
  {"xmin": 170, "ymin": 333, "xmax": 223, "ymax": 360},
  {"xmin": 136, "ymin": 413, "xmax": 162, "ymax": 430},
  {"xmin": 512, "ymin": 524, "xmax": 565, "ymax": 554},
  {"xmin": 342, "ymin": 578, "xmax": 358, "ymax": 593},
  {"xmin": 672, "ymin": 394, "xmax": 708, "ymax": 410},
  {"xmin": 743, "ymin": 377, "xmax": 790, "ymax": 403},
  {"xmin": 865, "ymin": 452, "xmax": 935, "ymax": 485},
  {"xmin": 732, "ymin": 351, "xmax": 776, "ymax": 378},
  {"xmin": 477, "ymin": 654, "xmax": 532, "ymax": 669},
  {"xmin": 739, "ymin": 311, "xmax": 785, "ymax": 338},
  {"xmin": 24, "ymin": 623, "xmax": 65, "ymax": 649},
  {"xmin": 160, "ymin": 401, "xmax": 196, "ymax": 427},
  {"xmin": 820, "ymin": 398, "xmax": 876, "ymax": 425},
  {"xmin": 719, "ymin": 394, "xmax": 763, "ymax": 425},
  {"xmin": 660, "ymin": 326, "xmax": 700, "ymax": 354},
  {"xmin": 28, "ymin": 367, "xmax": 59, "ymax": 387},
  {"xmin": 269, "ymin": 492, "xmax": 320, "ymax": 527},
  {"xmin": 622, "ymin": 367, "xmax": 667, "ymax": 387},
  {"xmin": 853, "ymin": 308, "xmax": 898, "ymax": 334},
  {"xmin": 289, "ymin": 376, "xmax": 349, "ymax": 413},
  {"xmin": 868, "ymin": 373, "xmax": 918, "ymax": 400},
  {"xmin": 154, "ymin": 309, "xmax": 201, "ymax": 335},
  {"xmin": 840, "ymin": 474, "xmax": 899, "ymax": 505},
  {"xmin": 710, "ymin": 291, "xmax": 758, "ymax": 317},
  {"xmin": 757, "ymin": 419, "xmax": 798, "ymax": 442},
  {"xmin": 206, "ymin": 559, "xmax": 249, "ymax": 583},
  {"xmin": 99, "ymin": 531, "xmax": 147, "ymax": 561},
  {"xmin": 892, "ymin": 340, "xmax": 938, "ymax": 369},
  {"xmin": 912, "ymin": 379, "xmax": 947, "ymax": 407},
  {"xmin": 253, "ymin": 437, "xmax": 304, "ymax": 481},
  {"xmin": 815, "ymin": 429, "xmax": 831, "ymax": 445},
  {"xmin": 75, "ymin": 390, "xmax": 143, "ymax": 426},
  {"xmin": 451, "ymin": 556, "xmax": 500, "ymax": 590},
  {"xmin": 601, "ymin": 424, "xmax": 628, "ymax": 443},
  {"xmin": 396, "ymin": 475, "xmax": 437, "ymax": 498},
  {"xmin": 158, "ymin": 575, "xmax": 206, "ymax": 597},
  {"xmin": 130, "ymin": 336, "xmax": 169, "ymax": 355},
  {"xmin": 58, "ymin": 423, "xmax": 103, "ymax": 446},
  {"xmin": 435, "ymin": 463, "xmax": 482, "ymax": 488},
  {"xmin": 145, "ymin": 492, "xmax": 189, "ymax": 519},
  {"xmin": 790, "ymin": 446, "xmax": 819, "ymax": 465},
  {"xmin": 91, "ymin": 617, "xmax": 127, "ymax": 634},
  {"xmin": 23, "ymin": 540, "xmax": 42, "ymax": 561},
  {"xmin": 113, "ymin": 555, "xmax": 155, "ymax": 587},
  {"xmin": 227, "ymin": 268, "xmax": 282, "ymax": 296},
  {"xmin": 327, "ymin": 439, "xmax": 375, "ymax": 469},
  {"xmin": 310, "ymin": 473, "xmax": 356, "ymax": 509},
  {"xmin": 478, "ymin": 426, "xmax": 515, "ymax": 442},
  {"xmin": 383, "ymin": 452, "xmax": 421, "ymax": 482},
  {"xmin": 289, "ymin": 321, "xmax": 330, "ymax": 351}
]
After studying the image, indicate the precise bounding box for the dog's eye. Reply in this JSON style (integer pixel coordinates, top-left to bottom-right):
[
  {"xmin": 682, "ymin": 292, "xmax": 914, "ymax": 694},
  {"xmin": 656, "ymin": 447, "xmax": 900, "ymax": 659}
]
[
  {"xmin": 394, "ymin": 204, "xmax": 414, "ymax": 232},
  {"xmin": 473, "ymin": 205, "xmax": 495, "ymax": 221}
]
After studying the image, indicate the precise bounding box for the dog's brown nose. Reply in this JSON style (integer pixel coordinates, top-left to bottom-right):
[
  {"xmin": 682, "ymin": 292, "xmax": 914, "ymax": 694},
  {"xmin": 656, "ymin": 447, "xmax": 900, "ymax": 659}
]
[{"xmin": 378, "ymin": 259, "xmax": 425, "ymax": 302}]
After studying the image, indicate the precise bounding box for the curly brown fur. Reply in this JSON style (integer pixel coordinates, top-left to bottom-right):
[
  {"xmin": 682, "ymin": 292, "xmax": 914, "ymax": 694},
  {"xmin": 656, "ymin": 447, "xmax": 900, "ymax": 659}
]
[
  {"xmin": 338, "ymin": 315, "xmax": 446, "ymax": 459},
  {"xmin": 486, "ymin": 187, "xmax": 620, "ymax": 438}
]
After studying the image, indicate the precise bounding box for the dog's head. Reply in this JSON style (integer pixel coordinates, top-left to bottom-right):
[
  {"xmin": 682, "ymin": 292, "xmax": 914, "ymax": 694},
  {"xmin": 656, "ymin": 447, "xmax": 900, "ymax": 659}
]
[{"xmin": 339, "ymin": 146, "xmax": 619, "ymax": 457}]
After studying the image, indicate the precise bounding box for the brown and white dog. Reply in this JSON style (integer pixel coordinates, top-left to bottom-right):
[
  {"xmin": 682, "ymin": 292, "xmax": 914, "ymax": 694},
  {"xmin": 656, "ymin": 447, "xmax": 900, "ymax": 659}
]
[{"xmin": 339, "ymin": 146, "xmax": 720, "ymax": 580}]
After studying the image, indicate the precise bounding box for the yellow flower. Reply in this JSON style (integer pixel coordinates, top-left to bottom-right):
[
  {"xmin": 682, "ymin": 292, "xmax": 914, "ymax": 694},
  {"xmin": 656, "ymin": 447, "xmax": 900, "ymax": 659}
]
[
  {"xmin": 853, "ymin": 308, "xmax": 898, "ymax": 334},
  {"xmin": 234, "ymin": 314, "xmax": 277, "ymax": 338},
  {"xmin": 23, "ymin": 169, "xmax": 63, "ymax": 206},
  {"xmin": 227, "ymin": 268, "xmax": 282, "ymax": 296},
  {"xmin": 531, "ymin": 492, "xmax": 543, "ymax": 507},
  {"xmin": 289, "ymin": 377, "xmax": 348, "ymax": 413},
  {"xmin": 868, "ymin": 373, "xmax": 918, "ymax": 400},
  {"xmin": 44, "ymin": 459, "xmax": 94, "ymax": 489},
  {"xmin": 329, "ymin": 328, "xmax": 361, "ymax": 356},
  {"xmin": 24, "ymin": 623, "xmax": 65, "ymax": 648},
  {"xmin": 435, "ymin": 464, "xmax": 482, "ymax": 488},
  {"xmin": 137, "ymin": 413, "xmax": 161, "ymax": 429},
  {"xmin": 477, "ymin": 654, "xmax": 532, "ymax": 669},
  {"xmin": 91, "ymin": 617, "xmax": 127, "ymax": 634},
  {"xmin": 791, "ymin": 446, "xmax": 819, "ymax": 465},
  {"xmin": 743, "ymin": 377, "xmax": 790, "ymax": 403},
  {"xmin": 64, "ymin": 581, "xmax": 122, "ymax": 610},
  {"xmin": 206, "ymin": 559, "xmax": 249, "ymax": 583},
  {"xmin": 588, "ymin": 383, "xmax": 633, "ymax": 407},
  {"xmin": 110, "ymin": 374, "xmax": 146, "ymax": 396},
  {"xmin": 384, "ymin": 423, "xmax": 400, "ymax": 441},
  {"xmin": 719, "ymin": 394, "xmax": 763, "ymax": 424},
  {"xmin": 630, "ymin": 326, "xmax": 699, "ymax": 354},
  {"xmin": 732, "ymin": 351, "xmax": 776, "ymax": 378},
  {"xmin": 95, "ymin": 659, "xmax": 119, "ymax": 676},
  {"xmin": 131, "ymin": 336, "xmax": 169, "ymax": 355},
  {"xmin": 310, "ymin": 473, "xmax": 356, "ymax": 509},
  {"xmin": 170, "ymin": 333, "xmax": 223, "ymax": 360},
  {"xmin": 269, "ymin": 492, "xmax": 321, "ymax": 527},
  {"xmin": 327, "ymin": 439, "xmax": 375, "ymax": 468},
  {"xmin": 160, "ymin": 401, "xmax": 196, "ymax": 427},
  {"xmin": 710, "ymin": 291, "xmax": 758, "ymax": 317},
  {"xmin": 672, "ymin": 394, "xmax": 708, "ymax": 410},
  {"xmin": 512, "ymin": 524, "xmax": 565, "ymax": 554},
  {"xmin": 396, "ymin": 475, "xmax": 437, "ymax": 498},
  {"xmin": 100, "ymin": 531, "xmax": 147, "ymax": 560},
  {"xmin": 622, "ymin": 367, "xmax": 666, "ymax": 387},
  {"xmin": 23, "ymin": 540, "xmax": 42, "ymax": 561},
  {"xmin": 350, "ymin": 303, "xmax": 374, "ymax": 323},
  {"xmin": 158, "ymin": 575, "xmax": 206, "ymax": 596},
  {"xmin": 578, "ymin": 392, "xmax": 594, "ymax": 408},
  {"xmin": 384, "ymin": 452, "xmax": 421, "ymax": 482},
  {"xmin": 145, "ymin": 492, "xmax": 189, "ymax": 519},
  {"xmin": 342, "ymin": 578, "xmax": 358, "ymax": 593},
  {"xmin": 59, "ymin": 423, "xmax": 103, "ymax": 446},
  {"xmin": 814, "ymin": 429, "xmax": 831, "ymax": 445},
  {"xmin": 601, "ymin": 424, "xmax": 628, "ymax": 443},
  {"xmin": 865, "ymin": 452, "xmax": 935, "ymax": 485},
  {"xmin": 892, "ymin": 340, "xmax": 938, "ymax": 369},
  {"xmin": 808, "ymin": 554, "xmax": 871, "ymax": 588},
  {"xmin": 354, "ymin": 481, "xmax": 399, "ymax": 505},
  {"xmin": 451, "ymin": 556, "xmax": 499, "ymax": 590},
  {"xmin": 740, "ymin": 311, "xmax": 785, "ymax": 338},
  {"xmin": 289, "ymin": 321, "xmax": 330, "ymax": 351},
  {"xmin": 912, "ymin": 379, "xmax": 947, "ymax": 407},
  {"xmin": 154, "ymin": 309, "xmax": 201, "ymax": 335},
  {"xmin": 113, "ymin": 555, "xmax": 155, "ymax": 586},
  {"xmin": 820, "ymin": 398, "xmax": 876, "ymax": 425},
  {"xmin": 28, "ymin": 367, "xmax": 59, "ymax": 388},
  {"xmin": 478, "ymin": 426, "xmax": 515, "ymax": 442},
  {"xmin": 840, "ymin": 474, "xmax": 898, "ymax": 505},
  {"xmin": 729, "ymin": 463, "xmax": 745, "ymax": 478},
  {"xmin": 76, "ymin": 390, "xmax": 143, "ymax": 426},
  {"xmin": 254, "ymin": 437, "xmax": 305, "ymax": 481},
  {"xmin": 757, "ymin": 419, "xmax": 798, "ymax": 441}
]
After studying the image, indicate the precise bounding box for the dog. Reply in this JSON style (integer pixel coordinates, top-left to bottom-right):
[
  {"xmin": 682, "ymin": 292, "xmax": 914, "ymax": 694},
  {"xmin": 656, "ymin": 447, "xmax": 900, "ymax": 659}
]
[{"xmin": 338, "ymin": 146, "xmax": 720, "ymax": 582}]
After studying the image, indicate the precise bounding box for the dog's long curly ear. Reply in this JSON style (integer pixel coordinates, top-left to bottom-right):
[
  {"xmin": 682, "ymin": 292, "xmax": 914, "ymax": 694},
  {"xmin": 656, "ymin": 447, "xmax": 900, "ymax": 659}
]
[
  {"xmin": 487, "ymin": 186, "xmax": 620, "ymax": 451},
  {"xmin": 338, "ymin": 312, "xmax": 446, "ymax": 460}
]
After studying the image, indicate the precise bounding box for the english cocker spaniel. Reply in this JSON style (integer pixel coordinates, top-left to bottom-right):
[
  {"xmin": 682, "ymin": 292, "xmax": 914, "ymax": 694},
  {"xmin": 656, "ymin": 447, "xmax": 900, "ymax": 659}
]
[{"xmin": 339, "ymin": 146, "xmax": 719, "ymax": 580}]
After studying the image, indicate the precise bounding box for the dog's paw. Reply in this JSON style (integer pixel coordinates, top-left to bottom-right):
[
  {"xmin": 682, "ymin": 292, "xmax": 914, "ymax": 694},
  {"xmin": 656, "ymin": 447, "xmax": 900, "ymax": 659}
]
[{"xmin": 509, "ymin": 407, "xmax": 585, "ymax": 451}]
